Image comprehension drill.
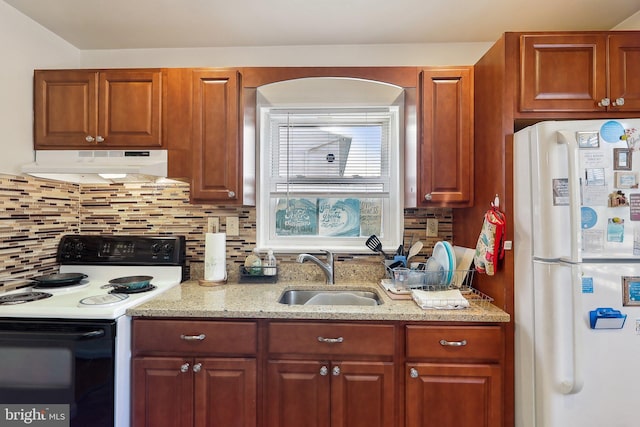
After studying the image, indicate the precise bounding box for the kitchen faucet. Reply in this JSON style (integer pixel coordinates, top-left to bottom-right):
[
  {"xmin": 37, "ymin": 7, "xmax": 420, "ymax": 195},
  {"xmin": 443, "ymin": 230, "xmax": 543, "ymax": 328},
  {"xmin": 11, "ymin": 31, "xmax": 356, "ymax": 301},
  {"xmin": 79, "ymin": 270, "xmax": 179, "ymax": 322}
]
[{"xmin": 297, "ymin": 250, "xmax": 335, "ymax": 285}]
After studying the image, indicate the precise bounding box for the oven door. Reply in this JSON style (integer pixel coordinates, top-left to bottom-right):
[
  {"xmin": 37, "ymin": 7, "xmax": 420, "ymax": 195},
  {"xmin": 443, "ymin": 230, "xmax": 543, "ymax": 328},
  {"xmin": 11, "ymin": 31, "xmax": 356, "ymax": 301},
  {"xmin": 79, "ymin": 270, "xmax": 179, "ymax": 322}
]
[{"xmin": 0, "ymin": 319, "xmax": 116, "ymax": 427}]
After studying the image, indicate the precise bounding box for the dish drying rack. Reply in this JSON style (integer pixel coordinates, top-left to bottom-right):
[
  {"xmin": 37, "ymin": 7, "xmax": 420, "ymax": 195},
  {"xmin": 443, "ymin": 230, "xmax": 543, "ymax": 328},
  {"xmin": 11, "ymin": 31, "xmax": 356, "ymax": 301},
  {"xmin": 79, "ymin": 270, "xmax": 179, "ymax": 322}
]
[{"xmin": 384, "ymin": 264, "xmax": 494, "ymax": 308}]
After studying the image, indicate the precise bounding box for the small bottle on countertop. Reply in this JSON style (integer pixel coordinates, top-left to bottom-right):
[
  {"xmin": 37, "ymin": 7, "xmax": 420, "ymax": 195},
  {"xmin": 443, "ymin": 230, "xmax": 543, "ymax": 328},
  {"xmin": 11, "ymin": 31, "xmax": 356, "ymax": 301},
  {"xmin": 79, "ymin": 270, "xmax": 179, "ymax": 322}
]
[
  {"xmin": 264, "ymin": 249, "xmax": 277, "ymax": 276},
  {"xmin": 244, "ymin": 247, "xmax": 262, "ymax": 275}
]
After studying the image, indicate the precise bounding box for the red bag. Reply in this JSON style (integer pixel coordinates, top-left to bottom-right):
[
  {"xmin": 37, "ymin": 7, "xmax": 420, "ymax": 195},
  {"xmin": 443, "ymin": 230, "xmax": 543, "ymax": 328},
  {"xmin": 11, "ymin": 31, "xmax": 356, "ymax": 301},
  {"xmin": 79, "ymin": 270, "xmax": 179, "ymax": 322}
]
[{"xmin": 474, "ymin": 204, "xmax": 506, "ymax": 276}]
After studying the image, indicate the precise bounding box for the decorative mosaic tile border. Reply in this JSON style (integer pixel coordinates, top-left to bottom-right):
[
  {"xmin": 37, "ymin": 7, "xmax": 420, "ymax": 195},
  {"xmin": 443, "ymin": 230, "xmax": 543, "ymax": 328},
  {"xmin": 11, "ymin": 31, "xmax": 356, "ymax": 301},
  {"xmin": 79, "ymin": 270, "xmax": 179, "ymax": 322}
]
[{"xmin": 0, "ymin": 174, "xmax": 453, "ymax": 291}]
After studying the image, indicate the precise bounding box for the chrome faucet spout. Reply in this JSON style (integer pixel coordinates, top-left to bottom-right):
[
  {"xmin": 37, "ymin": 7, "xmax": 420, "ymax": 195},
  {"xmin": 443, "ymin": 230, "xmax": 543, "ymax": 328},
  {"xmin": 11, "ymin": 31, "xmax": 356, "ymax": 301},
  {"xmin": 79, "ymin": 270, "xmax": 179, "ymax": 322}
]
[{"xmin": 297, "ymin": 250, "xmax": 335, "ymax": 285}]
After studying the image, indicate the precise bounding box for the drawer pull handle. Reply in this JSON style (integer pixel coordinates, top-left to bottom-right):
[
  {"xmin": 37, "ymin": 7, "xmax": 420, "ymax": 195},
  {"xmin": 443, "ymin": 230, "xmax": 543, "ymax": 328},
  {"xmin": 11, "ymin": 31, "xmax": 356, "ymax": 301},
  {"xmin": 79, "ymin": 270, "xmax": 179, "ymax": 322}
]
[
  {"xmin": 332, "ymin": 366, "xmax": 341, "ymax": 376},
  {"xmin": 439, "ymin": 339, "xmax": 467, "ymax": 347},
  {"xmin": 317, "ymin": 336, "xmax": 344, "ymax": 344},
  {"xmin": 180, "ymin": 334, "xmax": 206, "ymax": 341},
  {"xmin": 410, "ymin": 368, "xmax": 419, "ymax": 378},
  {"xmin": 193, "ymin": 363, "xmax": 202, "ymax": 373},
  {"xmin": 320, "ymin": 366, "xmax": 329, "ymax": 376},
  {"xmin": 180, "ymin": 363, "xmax": 190, "ymax": 373}
]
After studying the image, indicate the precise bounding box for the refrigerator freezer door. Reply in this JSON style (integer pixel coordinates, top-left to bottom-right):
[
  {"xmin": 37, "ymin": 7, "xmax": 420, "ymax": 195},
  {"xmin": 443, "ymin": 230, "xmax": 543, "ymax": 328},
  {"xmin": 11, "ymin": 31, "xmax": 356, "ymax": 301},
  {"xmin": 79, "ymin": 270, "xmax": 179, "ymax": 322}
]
[
  {"xmin": 515, "ymin": 122, "xmax": 574, "ymax": 261},
  {"xmin": 516, "ymin": 118, "xmax": 640, "ymax": 261}
]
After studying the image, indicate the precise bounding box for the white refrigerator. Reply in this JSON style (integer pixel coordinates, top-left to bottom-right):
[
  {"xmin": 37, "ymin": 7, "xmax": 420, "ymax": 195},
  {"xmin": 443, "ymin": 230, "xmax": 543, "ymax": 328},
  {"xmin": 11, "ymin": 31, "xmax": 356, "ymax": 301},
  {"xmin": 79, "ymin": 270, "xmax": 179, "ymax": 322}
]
[{"xmin": 514, "ymin": 119, "xmax": 640, "ymax": 427}]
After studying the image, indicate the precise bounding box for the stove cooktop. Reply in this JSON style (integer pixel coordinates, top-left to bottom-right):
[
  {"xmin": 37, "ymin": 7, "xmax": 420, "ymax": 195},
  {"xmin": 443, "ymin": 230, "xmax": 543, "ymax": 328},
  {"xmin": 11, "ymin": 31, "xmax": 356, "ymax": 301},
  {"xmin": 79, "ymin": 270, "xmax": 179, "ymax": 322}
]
[
  {"xmin": 0, "ymin": 265, "xmax": 182, "ymax": 319},
  {"xmin": 1, "ymin": 235, "xmax": 186, "ymax": 320}
]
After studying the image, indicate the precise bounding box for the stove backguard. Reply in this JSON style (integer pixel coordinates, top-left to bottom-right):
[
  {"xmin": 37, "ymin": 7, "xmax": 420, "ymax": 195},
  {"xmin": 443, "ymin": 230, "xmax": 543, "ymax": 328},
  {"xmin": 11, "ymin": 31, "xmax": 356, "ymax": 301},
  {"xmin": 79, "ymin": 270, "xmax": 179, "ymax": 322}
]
[{"xmin": 57, "ymin": 234, "xmax": 186, "ymax": 267}]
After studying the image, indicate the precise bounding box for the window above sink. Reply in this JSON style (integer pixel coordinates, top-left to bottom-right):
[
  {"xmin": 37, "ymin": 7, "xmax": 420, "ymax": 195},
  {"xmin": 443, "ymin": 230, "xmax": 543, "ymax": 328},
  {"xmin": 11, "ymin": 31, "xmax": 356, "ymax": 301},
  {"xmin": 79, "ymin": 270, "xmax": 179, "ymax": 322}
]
[{"xmin": 256, "ymin": 77, "xmax": 404, "ymax": 253}]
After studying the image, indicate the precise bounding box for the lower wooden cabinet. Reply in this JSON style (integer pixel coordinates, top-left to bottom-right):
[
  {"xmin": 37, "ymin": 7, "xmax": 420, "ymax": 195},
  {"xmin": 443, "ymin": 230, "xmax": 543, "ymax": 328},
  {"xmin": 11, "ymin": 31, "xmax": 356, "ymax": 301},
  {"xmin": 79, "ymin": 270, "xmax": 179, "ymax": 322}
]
[
  {"xmin": 131, "ymin": 320, "xmax": 258, "ymax": 427},
  {"xmin": 265, "ymin": 359, "xmax": 395, "ymax": 427},
  {"xmin": 404, "ymin": 325, "xmax": 504, "ymax": 427},
  {"xmin": 133, "ymin": 357, "xmax": 256, "ymax": 427},
  {"xmin": 131, "ymin": 319, "xmax": 506, "ymax": 427},
  {"xmin": 405, "ymin": 363, "xmax": 502, "ymax": 427}
]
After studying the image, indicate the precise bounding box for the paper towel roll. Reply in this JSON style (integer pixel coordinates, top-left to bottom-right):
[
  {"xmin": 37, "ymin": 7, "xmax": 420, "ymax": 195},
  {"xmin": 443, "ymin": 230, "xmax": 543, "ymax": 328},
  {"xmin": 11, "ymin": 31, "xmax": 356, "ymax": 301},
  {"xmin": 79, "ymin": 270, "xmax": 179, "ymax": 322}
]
[{"xmin": 204, "ymin": 232, "xmax": 227, "ymax": 281}]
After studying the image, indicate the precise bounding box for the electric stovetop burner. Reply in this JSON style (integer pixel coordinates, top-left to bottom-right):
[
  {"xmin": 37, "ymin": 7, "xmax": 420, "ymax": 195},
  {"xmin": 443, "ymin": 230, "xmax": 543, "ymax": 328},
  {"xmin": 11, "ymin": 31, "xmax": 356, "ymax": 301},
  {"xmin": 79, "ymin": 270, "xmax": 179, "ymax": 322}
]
[{"xmin": 0, "ymin": 291, "xmax": 52, "ymax": 305}]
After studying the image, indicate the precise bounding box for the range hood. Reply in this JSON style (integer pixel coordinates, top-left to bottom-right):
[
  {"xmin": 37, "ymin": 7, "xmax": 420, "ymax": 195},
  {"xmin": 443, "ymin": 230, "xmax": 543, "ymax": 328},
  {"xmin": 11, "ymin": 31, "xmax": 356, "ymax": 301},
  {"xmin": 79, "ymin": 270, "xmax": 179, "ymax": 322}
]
[{"xmin": 21, "ymin": 150, "xmax": 170, "ymax": 183}]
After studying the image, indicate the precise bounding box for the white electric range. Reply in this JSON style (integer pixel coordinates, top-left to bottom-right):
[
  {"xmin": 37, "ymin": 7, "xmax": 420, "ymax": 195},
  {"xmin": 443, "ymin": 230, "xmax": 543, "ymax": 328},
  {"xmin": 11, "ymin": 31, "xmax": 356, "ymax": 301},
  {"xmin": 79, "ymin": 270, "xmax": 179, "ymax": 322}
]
[{"xmin": 0, "ymin": 234, "xmax": 186, "ymax": 427}]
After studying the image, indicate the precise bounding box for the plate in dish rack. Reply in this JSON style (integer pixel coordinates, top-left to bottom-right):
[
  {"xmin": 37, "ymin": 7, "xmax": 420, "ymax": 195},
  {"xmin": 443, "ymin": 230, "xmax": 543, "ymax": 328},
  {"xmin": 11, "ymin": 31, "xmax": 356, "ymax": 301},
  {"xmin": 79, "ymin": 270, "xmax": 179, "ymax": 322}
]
[{"xmin": 432, "ymin": 241, "xmax": 456, "ymax": 286}]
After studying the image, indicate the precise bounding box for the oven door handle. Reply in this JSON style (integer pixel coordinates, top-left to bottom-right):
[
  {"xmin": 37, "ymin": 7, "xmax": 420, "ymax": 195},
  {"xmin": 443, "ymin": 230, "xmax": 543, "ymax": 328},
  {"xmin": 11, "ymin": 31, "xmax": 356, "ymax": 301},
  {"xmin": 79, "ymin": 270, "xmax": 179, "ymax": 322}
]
[{"xmin": 0, "ymin": 328, "xmax": 105, "ymax": 340}]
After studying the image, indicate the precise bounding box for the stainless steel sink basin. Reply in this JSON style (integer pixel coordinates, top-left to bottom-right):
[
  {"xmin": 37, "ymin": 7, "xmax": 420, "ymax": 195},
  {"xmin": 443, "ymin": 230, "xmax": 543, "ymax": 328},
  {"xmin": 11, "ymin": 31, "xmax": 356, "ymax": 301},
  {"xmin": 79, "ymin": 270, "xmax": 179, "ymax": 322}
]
[{"xmin": 278, "ymin": 289, "xmax": 383, "ymax": 306}]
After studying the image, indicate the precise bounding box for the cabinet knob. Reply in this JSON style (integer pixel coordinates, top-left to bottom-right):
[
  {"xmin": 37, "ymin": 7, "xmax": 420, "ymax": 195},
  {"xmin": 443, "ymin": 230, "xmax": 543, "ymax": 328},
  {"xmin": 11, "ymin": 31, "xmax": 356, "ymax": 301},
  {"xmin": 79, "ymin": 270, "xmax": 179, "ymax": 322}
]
[
  {"xmin": 424, "ymin": 193, "xmax": 432, "ymax": 201},
  {"xmin": 598, "ymin": 98, "xmax": 610, "ymax": 107},
  {"xmin": 96, "ymin": 135, "xmax": 105, "ymax": 143},
  {"xmin": 410, "ymin": 368, "xmax": 419, "ymax": 379},
  {"xmin": 85, "ymin": 135, "xmax": 95, "ymax": 143},
  {"xmin": 228, "ymin": 191, "xmax": 236, "ymax": 198},
  {"xmin": 613, "ymin": 97, "xmax": 625, "ymax": 107},
  {"xmin": 192, "ymin": 363, "xmax": 202, "ymax": 373},
  {"xmin": 180, "ymin": 363, "xmax": 190, "ymax": 373},
  {"xmin": 320, "ymin": 366, "xmax": 329, "ymax": 376},
  {"xmin": 332, "ymin": 366, "xmax": 341, "ymax": 376}
]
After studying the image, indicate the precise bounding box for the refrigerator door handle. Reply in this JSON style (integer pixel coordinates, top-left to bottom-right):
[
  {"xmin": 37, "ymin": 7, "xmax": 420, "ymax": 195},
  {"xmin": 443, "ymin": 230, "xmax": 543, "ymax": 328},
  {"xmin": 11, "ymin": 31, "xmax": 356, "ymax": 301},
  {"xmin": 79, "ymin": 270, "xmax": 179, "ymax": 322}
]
[
  {"xmin": 556, "ymin": 131, "xmax": 582, "ymax": 263},
  {"xmin": 553, "ymin": 262, "xmax": 584, "ymax": 394}
]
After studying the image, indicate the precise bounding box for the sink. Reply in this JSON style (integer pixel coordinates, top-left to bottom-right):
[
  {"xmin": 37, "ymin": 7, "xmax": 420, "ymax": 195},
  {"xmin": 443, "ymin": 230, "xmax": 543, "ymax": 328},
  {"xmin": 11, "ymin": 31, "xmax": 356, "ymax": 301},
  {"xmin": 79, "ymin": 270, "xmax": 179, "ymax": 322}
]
[{"xmin": 278, "ymin": 289, "xmax": 383, "ymax": 306}]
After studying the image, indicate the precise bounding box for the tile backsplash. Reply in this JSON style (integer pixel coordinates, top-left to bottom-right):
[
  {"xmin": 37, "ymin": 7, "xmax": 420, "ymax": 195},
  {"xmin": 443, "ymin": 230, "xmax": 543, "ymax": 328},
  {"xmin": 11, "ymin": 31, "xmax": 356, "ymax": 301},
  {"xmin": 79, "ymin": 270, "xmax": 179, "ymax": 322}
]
[{"xmin": 0, "ymin": 174, "xmax": 453, "ymax": 291}]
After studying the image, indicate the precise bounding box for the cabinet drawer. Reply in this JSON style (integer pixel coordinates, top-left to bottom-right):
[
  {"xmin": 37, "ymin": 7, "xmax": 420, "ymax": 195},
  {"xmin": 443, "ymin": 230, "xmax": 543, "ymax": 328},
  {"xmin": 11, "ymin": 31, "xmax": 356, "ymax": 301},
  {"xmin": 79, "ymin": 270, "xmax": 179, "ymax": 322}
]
[
  {"xmin": 269, "ymin": 322, "xmax": 395, "ymax": 357},
  {"xmin": 406, "ymin": 325, "xmax": 503, "ymax": 362},
  {"xmin": 133, "ymin": 319, "xmax": 257, "ymax": 356}
]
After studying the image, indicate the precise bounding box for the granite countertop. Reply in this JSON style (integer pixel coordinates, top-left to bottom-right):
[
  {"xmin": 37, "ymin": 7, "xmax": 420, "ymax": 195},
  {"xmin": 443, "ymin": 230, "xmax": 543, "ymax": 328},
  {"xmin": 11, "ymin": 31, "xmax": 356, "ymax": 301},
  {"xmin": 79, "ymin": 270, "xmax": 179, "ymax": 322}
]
[{"xmin": 127, "ymin": 280, "xmax": 510, "ymax": 323}]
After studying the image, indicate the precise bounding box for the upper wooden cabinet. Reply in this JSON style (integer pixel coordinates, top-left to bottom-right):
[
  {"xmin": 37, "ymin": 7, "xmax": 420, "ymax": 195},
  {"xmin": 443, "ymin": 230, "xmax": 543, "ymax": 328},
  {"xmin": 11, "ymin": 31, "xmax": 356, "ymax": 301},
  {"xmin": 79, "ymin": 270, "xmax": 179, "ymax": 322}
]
[
  {"xmin": 34, "ymin": 69, "xmax": 162, "ymax": 149},
  {"xmin": 520, "ymin": 33, "xmax": 640, "ymax": 113},
  {"xmin": 418, "ymin": 67, "xmax": 474, "ymax": 207},
  {"xmin": 190, "ymin": 69, "xmax": 242, "ymax": 203}
]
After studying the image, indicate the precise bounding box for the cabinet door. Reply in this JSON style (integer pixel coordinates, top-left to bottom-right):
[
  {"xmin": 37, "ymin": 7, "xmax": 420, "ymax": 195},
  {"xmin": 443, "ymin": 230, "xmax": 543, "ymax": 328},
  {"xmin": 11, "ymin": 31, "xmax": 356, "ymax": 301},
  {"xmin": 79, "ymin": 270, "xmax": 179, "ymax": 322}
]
[
  {"xmin": 265, "ymin": 360, "xmax": 331, "ymax": 427},
  {"xmin": 132, "ymin": 357, "xmax": 194, "ymax": 427},
  {"xmin": 406, "ymin": 363, "xmax": 502, "ymax": 427},
  {"xmin": 34, "ymin": 70, "xmax": 98, "ymax": 148},
  {"xmin": 520, "ymin": 34, "xmax": 607, "ymax": 112},
  {"xmin": 98, "ymin": 69, "xmax": 163, "ymax": 147},
  {"xmin": 608, "ymin": 34, "xmax": 640, "ymax": 112},
  {"xmin": 331, "ymin": 361, "xmax": 396, "ymax": 427},
  {"xmin": 195, "ymin": 358, "xmax": 257, "ymax": 427},
  {"xmin": 419, "ymin": 68, "xmax": 473, "ymax": 206},
  {"xmin": 191, "ymin": 69, "xmax": 242, "ymax": 203}
]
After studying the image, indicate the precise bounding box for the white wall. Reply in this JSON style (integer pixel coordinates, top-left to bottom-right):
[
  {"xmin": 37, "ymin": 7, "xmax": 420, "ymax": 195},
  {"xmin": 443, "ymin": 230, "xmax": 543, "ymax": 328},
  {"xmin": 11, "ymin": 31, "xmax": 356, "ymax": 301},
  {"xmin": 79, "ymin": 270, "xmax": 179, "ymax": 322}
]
[
  {"xmin": 0, "ymin": 1, "xmax": 79, "ymax": 175},
  {"xmin": 79, "ymin": 42, "xmax": 492, "ymax": 68},
  {"xmin": 614, "ymin": 10, "xmax": 640, "ymax": 29}
]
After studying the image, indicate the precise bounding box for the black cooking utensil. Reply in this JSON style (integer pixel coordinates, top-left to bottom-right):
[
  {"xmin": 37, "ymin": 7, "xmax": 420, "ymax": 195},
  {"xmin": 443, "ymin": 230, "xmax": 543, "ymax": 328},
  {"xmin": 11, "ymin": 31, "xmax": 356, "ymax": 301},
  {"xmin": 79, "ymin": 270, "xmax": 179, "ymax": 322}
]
[
  {"xmin": 109, "ymin": 275, "xmax": 153, "ymax": 290},
  {"xmin": 32, "ymin": 272, "xmax": 88, "ymax": 287},
  {"xmin": 365, "ymin": 235, "xmax": 389, "ymax": 259}
]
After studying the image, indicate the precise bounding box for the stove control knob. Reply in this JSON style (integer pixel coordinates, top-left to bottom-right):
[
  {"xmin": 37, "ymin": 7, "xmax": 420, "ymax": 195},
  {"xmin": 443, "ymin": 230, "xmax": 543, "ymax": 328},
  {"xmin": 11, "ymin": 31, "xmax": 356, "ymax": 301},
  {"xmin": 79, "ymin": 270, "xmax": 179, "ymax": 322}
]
[
  {"xmin": 151, "ymin": 243, "xmax": 161, "ymax": 254},
  {"xmin": 162, "ymin": 243, "xmax": 174, "ymax": 254},
  {"xmin": 74, "ymin": 241, "xmax": 85, "ymax": 253}
]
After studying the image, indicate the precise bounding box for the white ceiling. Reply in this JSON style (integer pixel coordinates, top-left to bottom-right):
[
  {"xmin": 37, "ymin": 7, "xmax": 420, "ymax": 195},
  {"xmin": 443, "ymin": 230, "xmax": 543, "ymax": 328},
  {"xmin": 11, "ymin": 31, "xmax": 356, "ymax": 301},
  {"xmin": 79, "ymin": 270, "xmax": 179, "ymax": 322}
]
[{"xmin": 4, "ymin": 0, "xmax": 640, "ymax": 50}]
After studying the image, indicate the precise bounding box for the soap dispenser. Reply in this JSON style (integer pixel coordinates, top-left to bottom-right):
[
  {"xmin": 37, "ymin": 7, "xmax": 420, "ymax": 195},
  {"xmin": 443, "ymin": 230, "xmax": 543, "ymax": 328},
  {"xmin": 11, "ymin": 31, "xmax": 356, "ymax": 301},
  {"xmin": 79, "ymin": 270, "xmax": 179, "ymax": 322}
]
[{"xmin": 264, "ymin": 249, "xmax": 277, "ymax": 276}]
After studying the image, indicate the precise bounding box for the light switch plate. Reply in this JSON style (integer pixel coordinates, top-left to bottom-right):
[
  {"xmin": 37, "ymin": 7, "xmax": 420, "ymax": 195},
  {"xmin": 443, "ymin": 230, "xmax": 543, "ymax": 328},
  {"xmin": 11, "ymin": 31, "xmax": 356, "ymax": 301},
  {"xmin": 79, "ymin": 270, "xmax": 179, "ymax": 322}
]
[
  {"xmin": 226, "ymin": 216, "xmax": 240, "ymax": 236},
  {"xmin": 426, "ymin": 218, "xmax": 438, "ymax": 237}
]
